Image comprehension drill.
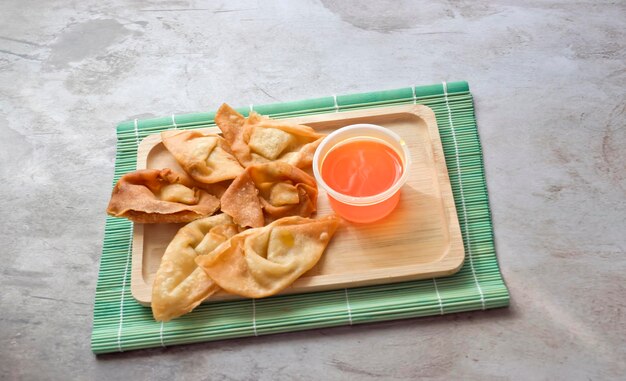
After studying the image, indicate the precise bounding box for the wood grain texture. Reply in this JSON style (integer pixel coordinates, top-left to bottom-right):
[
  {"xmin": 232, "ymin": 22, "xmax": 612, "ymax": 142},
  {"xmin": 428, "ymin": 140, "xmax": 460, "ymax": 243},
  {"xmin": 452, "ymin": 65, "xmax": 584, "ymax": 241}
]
[{"xmin": 131, "ymin": 105, "xmax": 464, "ymax": 305}]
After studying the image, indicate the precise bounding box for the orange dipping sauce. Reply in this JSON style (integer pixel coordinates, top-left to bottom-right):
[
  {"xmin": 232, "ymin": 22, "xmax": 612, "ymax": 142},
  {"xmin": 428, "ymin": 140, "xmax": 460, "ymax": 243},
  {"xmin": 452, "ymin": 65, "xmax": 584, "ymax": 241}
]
[
  {"xmin": 320, "ymin": 139, "xmax": 404, "ymax": 223},
  {"xmin": 322, "ymin": 140, "xmax": 403, "ymax": 197}
]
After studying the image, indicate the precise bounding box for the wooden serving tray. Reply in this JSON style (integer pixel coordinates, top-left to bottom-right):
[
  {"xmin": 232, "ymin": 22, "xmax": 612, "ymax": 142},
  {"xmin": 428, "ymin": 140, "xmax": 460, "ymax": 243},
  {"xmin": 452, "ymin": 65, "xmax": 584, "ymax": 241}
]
[{"xmin": 131, "ymin": 105, "xmax": 464, "ymax": 305}]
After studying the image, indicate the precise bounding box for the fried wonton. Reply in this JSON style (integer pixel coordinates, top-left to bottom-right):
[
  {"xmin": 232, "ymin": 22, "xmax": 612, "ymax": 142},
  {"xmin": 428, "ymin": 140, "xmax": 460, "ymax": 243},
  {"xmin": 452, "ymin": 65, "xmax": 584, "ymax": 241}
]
[
  {"xmin": 106, "ymin": 168, "xmax": 220, "ymax": 223},
  {"xmin": 221, "ymin": 162, "xmax": 318, "ymax": 228},
  {"xmin": 152, "ymin": 213, "xmax": 239, "ymax": 322},
  {"xmin": 161, "ymin": 130, "xmax": 244, "ymax": 184},
  {"xmin": 214, "ymin": 103, "xmax": 324, "ymax": 168},
  {"xmin": 195, "ymin": 215, "xmax": 340, "ymax": 298}
]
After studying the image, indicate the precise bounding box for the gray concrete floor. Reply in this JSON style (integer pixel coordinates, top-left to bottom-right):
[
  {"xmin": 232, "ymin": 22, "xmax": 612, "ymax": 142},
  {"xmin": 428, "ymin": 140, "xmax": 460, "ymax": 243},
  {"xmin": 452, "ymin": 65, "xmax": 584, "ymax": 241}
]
[{"xmin": 1, "ymin": 0, "xmax": 625, "ymax": 380}]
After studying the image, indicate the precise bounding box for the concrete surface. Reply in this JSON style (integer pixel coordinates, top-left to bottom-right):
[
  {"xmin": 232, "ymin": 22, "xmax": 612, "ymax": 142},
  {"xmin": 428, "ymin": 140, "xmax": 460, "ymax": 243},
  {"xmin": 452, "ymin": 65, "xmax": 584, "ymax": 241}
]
[{"xmin": 1, "ymin": 0, "xmax": 625, "ymax": 380}]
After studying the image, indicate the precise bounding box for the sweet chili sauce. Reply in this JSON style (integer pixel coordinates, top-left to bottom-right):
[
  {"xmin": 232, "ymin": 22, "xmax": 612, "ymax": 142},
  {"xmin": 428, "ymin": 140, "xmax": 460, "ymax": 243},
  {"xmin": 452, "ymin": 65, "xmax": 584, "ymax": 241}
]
[{"xmin": 320, "ymin": 139, "xmax": 404, "ymax": 223}]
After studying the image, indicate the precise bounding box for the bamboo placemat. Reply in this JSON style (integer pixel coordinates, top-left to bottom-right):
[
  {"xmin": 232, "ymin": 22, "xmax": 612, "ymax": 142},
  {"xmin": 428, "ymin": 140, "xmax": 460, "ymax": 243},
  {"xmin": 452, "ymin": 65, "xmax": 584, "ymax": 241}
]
[{"xmin": 92, "ymin": 81, "xmax": 509, "ymax": 354}]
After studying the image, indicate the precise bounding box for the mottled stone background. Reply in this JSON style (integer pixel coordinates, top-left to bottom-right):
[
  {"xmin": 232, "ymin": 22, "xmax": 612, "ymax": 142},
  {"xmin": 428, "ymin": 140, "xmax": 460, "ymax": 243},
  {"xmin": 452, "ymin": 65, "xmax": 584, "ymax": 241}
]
[{"xmin": 0, "ymin": 1, "xmax": 624, "ymax": 380}]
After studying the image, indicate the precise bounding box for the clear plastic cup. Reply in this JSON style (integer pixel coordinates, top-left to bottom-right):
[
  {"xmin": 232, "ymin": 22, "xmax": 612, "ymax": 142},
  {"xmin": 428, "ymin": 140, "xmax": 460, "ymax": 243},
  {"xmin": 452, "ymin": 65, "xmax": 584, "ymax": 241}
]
[{"xmin": 312, "ymin": 124, "xmax": 411, "ymax": 223}]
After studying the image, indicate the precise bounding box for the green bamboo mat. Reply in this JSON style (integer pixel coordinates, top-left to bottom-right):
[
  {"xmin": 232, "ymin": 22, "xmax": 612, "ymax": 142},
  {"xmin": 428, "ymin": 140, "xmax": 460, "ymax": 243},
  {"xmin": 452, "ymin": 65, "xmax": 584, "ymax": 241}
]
[{"xmin": 92, "ymin": 81, "xmax": 509, "ymax": 354}]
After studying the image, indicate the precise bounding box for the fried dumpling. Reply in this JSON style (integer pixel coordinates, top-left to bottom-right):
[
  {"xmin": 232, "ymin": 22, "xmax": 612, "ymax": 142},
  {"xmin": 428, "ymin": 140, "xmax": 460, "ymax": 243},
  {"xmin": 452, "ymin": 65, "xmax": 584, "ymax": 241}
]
[
  {"xmin": 214, "ymin": 103, "xmax": 324, "ymax": 168},
  {"xmin": 220, "ymin": 161, "xmax": 318, "ymax": 228},
  {"xmin": 106, "ymin": 168, "xmax": 220, "ymax": 223},
  {"xmin": 152, "ymin": 213, "xmax": 239, "ymax": 322},
  {"xmin": 161, "ymin": 130, "xmax": 244, "ymax": 184},
  {"xmin": 195, "ymin": 215, "xmax": 340, "ymax": 298}
]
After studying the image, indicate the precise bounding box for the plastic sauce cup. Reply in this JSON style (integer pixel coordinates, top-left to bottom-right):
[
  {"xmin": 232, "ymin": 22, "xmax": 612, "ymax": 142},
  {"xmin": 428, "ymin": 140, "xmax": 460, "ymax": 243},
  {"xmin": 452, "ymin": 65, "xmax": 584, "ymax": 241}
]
[{"xmin": 312, "ymin": 124, "xmax": 411, "ymax": 223}]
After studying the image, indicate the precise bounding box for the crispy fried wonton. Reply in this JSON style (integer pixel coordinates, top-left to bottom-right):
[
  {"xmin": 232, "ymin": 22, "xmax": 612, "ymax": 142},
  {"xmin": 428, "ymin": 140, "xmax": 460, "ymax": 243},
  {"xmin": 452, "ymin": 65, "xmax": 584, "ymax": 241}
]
[
  {"xmin": 195, "ymin": 215, "xmax": 340, "ymax": 298},
  {"xmin": 161, "ymin": 130, "xmax": 243, "ymax": 184},
  {"xmin": 106, "ymin": 168, "xmax": 220, "ymax": 223},
  {"xmin": 214, "ymin": 103, "xmax": 323, "ymax": 168},
  {"xmin": 220, "ymin": 162, "xmax": 318, "ymax": 228},
  {"xmin": 152, "ymin": 213, "xmax": 239, "ymax": 322}
]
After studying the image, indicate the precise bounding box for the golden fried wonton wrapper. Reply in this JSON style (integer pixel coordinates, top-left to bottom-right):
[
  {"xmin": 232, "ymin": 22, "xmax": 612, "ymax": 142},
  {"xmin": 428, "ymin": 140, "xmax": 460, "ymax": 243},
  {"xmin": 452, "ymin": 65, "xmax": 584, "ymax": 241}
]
[
  {"xmin": 221, "ymin": 162, "xmax": 318, "ymax": 228},
  {"xmin": 161, "ymin": 130, "xmax": 244, "ymax": 184},
  {"xmin": 195, "ymin": 215, "xmax": 340, "ymax": 298},
  {"xmin": 106, "ymin": 168, "xmax": 220, "ymax": 223},
  {"xmin": 214, "ymin": 103, "xmax": 323, "ymax": 168},
  {"xmin": 152, "ymin": 213, "xmax": 240, "ymax": 322}
]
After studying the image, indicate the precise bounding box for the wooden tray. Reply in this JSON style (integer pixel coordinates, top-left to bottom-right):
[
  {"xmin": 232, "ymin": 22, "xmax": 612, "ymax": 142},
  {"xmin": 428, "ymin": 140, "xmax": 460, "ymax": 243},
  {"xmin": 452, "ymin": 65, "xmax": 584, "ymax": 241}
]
[{"xmin": 131, "ymin": 104, "xmax": 465, "ymax": 305}]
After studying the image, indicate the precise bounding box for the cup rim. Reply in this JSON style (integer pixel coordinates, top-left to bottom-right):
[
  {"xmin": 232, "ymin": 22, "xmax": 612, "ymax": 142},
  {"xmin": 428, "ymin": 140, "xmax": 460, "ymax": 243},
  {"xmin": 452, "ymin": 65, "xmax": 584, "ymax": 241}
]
[{"xmin": 312, "ymin": 123, "xmax": 411, "ymax": 205}]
